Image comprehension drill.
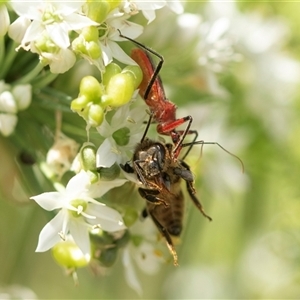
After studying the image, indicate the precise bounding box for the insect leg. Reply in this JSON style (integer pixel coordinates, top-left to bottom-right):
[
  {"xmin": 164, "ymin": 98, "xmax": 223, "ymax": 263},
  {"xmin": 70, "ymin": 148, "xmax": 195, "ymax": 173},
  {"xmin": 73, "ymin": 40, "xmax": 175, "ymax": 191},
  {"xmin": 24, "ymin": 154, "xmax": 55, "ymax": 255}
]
[
  {"xmin": 120, "ymin": 162, "xmax": 134, "ymax": 173},
  {"xmin": 157, "ymin": 115, "xmax": 196, "ymax": 158},
  {"xmin": 138, "ymin": 188, "xmax": 169, "ymax": 207},
  {"xmin": 186, "ymin": 181, "xmax": 212, "ymax": 221},
  {"xmin": 149, "ymin": 210, "xmax": 179, "ymax": 266}
]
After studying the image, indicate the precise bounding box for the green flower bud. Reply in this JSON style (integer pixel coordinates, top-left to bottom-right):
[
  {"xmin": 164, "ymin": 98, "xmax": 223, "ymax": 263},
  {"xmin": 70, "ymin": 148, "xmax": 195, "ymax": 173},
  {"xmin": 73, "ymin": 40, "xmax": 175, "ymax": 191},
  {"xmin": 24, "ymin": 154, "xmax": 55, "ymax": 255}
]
[
  {"xmin": 52, "ymin": 241, "xmax": 90, "ymax": 268},
  {"xmin": 81, "ymin": 26, "xmax": 99, "ymax": 42},
  {"xmin": 112, "ymin": 127, "xmax": 130, "ymax": 146},
  {"xmin": 86, "ymin": 41, "xmax": 102, "ymax": 59},
  {"xmin": 122, "ymin": 65, "xmax": 143, "ymax": 89},
  {"xmin": 79, "ymin": 76, "xmax": 102, "ymax": 103},
  {"xmin": 35, "ymin": 34, "xmax": 57, "ymax": 53},
  {"xmin": 85, "ymin": 0, "xmax": 110, "ymax": 24},
  {"xmin": 100, "ymin": 94, "xmax": 114, "ymax": 109},
  {"xmin": 103, "ymin": 63, "xmax": 122, "ymax": 87},
  {"xmin": 115, "ymin": 230, "xmax": 130, "ymax": 248},
  {"xmin": 123, "ymin": 207, "xmax": 138, "ymax": 227},
  {"xmin": 97, "ymin": 162, "xmax": 120, "ymax": 181},
  {"xmin": 104, "ymin": 73, "xmax": 135, "ymax": 108},
  {"xmin": 90, "ymin": 228, "xmax": 114, "ymax": 247},
  {"xmin": 72, "ymin": 36, "xmax": 86, "ymax": 54},
  {"xmin": 98, "ymin": 246, "xmax": 118, "ymax": 267},
  {"xmin": 71, "ymin": 95, "xmax": 89, "ymax": 118},
  {"xmin": 88, "ymin": 103, "xmax": 104, "ymax": 127},
  {"xmin": 80, "ymin": 143, "xmax": 97, "ymax": 171},
  {"xmin": 87, "ymin": 170, "xmax": 99, "ymax": 184}
]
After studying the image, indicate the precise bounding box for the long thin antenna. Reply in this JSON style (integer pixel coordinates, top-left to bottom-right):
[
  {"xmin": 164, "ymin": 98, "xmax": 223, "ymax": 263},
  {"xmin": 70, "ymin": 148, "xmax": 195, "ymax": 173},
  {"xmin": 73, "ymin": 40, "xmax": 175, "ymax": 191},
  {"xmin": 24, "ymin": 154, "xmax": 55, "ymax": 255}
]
[{"xmin": 182, "ymin": 140, "xmax": 245, "ymax": 173}]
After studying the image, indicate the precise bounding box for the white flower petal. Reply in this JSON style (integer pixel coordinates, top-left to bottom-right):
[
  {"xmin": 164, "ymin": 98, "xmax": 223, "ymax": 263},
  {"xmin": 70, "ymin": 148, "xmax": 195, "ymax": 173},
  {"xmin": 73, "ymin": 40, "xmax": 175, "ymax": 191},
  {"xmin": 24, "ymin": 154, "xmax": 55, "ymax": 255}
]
[
  {"xmin": 89, "ymin": 178, "xmax": 128, "ymax": 199},
  {"xmin": 101, "ymin": 42, "xmax": 114, "ymax": 66},
  {"xmin": 10, "ymin": 1, "xmax": 43, "ymax": 19},
  {"xmin": 136, "ymin": 1, "xmax": 165, "ymax": 11},
  {"xmin": 96, "ymin": 117, "xmax": 112, "ymax": 137},
  {"xmin": 21, "ymin": 20, "xmax": 43, "ymax": 47},
  {"xmin": 111, "ymin": 105, "xmax": 130, "ymax": 129},
  {"xmin": 108, "ymin": 41, "xmax": 137, "ymax": 65},
  {"xmin": 0, "ymin": 114, "xmax": 17, "ymax": 136},
  {"xmin": 47, "ymin": 23, "xmax": 70, "ymax": 48},
  {"xmin": 65, "ymin": 171, "xmax": 91, "ymax": 196},
  {"xmin": 55, "ymin": 2, "xmax": 84, "ymax": 15},
  {"xmin": 167, "ymin": 1, "xmax": 184, "ymax": 14},
  {"xmin": 134, "ymin": 243, "xmax": 162, "ymax": 274},
  {"xmin": 63, "ymin": 14, "xmax": 99, "ymax": 31},
  {"xmin": 12, "ymin": 84, "xmax": 32, "ymax": 111},
  {"xmin": 96, "ymin": 138, "xmax": 118, "ymax": 168},
  {"xmin": 8, "ymin": 16, "xmax": 31, "ymax": 43},
  {"xmin": 30, "ymin": 191, "xmax": 64, "ymax": 211},
  {"xmin": 35, "ymin": 211, "xmax": 64, "ymax": 252},
  {"xmin": 0, "ymin": 4, "xmax": 10, "ymax": 36},
  {"xmin": 86, "ymin": 204, "xmax": 126, "ymax": 232},
  {"xmin": 47, "ymin": 48, "xmax": 76, "ymax": 74},
  {"xmin": 68, "ymin": 218, "xmax": 91, "ymax": 257},
  {"xmin": 123, "ymin": 248, "xmax": 143, "ymax": 296},
  {"xmin": 110, "ymin": 20, "xmax": 143, "ymax": 42},
  {"xmin": 142, "ymin": 10, "xmax": 157, "ymax": 24},
  {"xmin": 0, "ymin": 91, "xmax": 17, "ymax": 113}
]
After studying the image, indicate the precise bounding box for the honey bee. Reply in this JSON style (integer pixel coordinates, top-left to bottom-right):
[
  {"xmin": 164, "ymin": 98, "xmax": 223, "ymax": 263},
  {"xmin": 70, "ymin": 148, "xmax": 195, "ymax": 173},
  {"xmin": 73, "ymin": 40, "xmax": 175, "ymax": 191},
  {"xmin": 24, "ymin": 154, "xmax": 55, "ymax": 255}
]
[{"xmin": 121, "ymin": 118, "xmax": 212, "ymax": 266}]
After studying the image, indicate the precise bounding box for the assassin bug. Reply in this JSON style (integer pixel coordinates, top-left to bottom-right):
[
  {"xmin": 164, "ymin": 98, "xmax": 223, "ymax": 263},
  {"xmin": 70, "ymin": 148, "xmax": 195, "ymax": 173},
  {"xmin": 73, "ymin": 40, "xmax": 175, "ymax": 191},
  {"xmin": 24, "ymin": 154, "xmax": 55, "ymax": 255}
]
[
  {"xmin": 119, "ymin": 30, "xmax": 197, "ymax": 159},
  {"xmin": 121, "ymin": 114, "xmax": 212, "ymax": 266}
]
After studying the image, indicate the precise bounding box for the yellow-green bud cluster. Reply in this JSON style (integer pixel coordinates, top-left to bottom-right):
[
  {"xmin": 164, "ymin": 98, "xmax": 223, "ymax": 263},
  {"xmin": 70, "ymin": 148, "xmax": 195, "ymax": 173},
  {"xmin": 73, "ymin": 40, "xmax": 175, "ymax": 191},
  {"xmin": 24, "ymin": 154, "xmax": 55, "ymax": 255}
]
[
  {"xmin": 72, "ymin": 26, "xmax": 102, "ymax": 60},
  {"xmin": 71, "ymin": 63, "xmax": 142, "ymax": 127}
]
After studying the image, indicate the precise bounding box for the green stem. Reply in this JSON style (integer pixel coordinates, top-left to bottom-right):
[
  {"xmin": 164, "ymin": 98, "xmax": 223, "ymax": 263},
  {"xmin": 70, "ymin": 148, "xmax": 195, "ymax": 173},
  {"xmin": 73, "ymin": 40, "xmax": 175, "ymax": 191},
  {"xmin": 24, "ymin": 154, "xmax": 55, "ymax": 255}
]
[
  {"xmin": 14, "ymin": 63, "xmax": 44, "ymax": 85},
  {"xmin": 32, "ymin": 71, "xmax": 59, "ymax": 89},
  {"xmin": 0, "ymin": 40, "xmax": 18, "ymax": 79},
  {"xmin": 0, "ymin": 36, "xmax": 5, "ymax": 71},
  {"xmin": 4, "ymin": 205, "xmax": 38, "ymax": 285}
]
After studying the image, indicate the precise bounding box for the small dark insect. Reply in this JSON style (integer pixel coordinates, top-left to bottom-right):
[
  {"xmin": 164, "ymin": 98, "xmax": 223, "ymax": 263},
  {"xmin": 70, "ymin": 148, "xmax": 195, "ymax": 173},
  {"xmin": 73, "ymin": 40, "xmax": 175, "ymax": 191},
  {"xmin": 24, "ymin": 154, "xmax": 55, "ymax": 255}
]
[
  {"xmin": 19, "ymin": 151, "xmax": 36, "ymax": 165},
  {"xmin": 121, "ymin": 116, "xmax": 212, "ymax": 266}
]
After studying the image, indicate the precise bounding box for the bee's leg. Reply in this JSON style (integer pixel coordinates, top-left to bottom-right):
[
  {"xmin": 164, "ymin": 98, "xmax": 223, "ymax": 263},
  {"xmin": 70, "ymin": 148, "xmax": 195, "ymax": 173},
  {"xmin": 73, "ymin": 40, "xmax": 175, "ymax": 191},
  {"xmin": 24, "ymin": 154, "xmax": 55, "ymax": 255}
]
[
  {"xmin": 120, "ymin": 162, "xmax": 134, "ymax": 173},
  {"xmin": 141, "ymin": 207, "xmax": 148, "ymax": 219},
  {"xmin": 138, "ymin": 188, "xmax": 169, "ymax": 207},
  {"xmin": 186, "ymin": 181, "xmax": 212, "ymax": 221},
  {"xmin": 149, "ymin": 211, "xmax": 178, "ymax": 266}
]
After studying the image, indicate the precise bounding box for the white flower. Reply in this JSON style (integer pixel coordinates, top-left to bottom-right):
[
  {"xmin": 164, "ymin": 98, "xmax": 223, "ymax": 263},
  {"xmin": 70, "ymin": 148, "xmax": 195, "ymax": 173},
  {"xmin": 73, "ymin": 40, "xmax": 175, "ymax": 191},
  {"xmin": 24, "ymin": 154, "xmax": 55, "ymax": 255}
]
[
  {"xmin": 0, "ymin": 114, "xmax": 18, "ymax": 137},
  {"xmin": 100, "ymin": 16, "xmax": 143, "ymax": 66},
  {"xmin": 96, "ymin": 103, "xmax": 147, "ymax": 168},
  {"xmin": 0, "ymin": 82, "xmax": 32, "ymax": 136},
  {"xmin": 122, "ymin": 218, "xmax": 165, "ymax": 295},
  {"xmin": 31, "ymin": 171, "xmax": 127, "ymax": 257},
  {"xmin": 11, "ymin": 84, "xmax": 32, "ymax": 111},
  {"xmin": 10, "ymin": 1, "xmax": 98, "ymax": 50},
  {"xmin": 0, "ymin": 4, "xmax": 10, "ymax": 36},
  {"xmin": 31, "ymin": 39, "xmax": 76, "ymax": 73},
  {"xmin": 46, "ymin": 132, "xmax": 79, "ymax": 179}
]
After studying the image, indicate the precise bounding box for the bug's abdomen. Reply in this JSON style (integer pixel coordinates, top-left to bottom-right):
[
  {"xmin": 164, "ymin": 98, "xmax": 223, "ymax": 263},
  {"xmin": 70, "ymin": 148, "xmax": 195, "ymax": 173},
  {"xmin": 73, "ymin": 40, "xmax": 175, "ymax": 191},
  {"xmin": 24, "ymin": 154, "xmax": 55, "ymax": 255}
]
[{"xmin": 148, "ymin": 190, "xmax": 184, "ymax": 237}]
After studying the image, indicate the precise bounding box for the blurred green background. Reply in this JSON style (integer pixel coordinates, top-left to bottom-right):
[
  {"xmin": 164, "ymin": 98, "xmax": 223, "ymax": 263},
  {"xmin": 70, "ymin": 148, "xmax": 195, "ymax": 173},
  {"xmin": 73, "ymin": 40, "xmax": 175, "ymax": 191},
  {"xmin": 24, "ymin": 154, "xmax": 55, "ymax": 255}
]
[{"xmin": 1, "ymin": 1, "xmax": 300, "ymax": 299}]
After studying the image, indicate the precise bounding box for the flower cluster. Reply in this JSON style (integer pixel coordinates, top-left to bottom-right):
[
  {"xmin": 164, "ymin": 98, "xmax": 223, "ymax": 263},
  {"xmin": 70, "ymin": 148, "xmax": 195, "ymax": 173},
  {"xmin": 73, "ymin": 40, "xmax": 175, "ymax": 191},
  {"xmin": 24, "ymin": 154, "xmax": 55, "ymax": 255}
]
[{"xmin": 0, "ymin": 0, "xmax": 184, "ymax": 295}]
